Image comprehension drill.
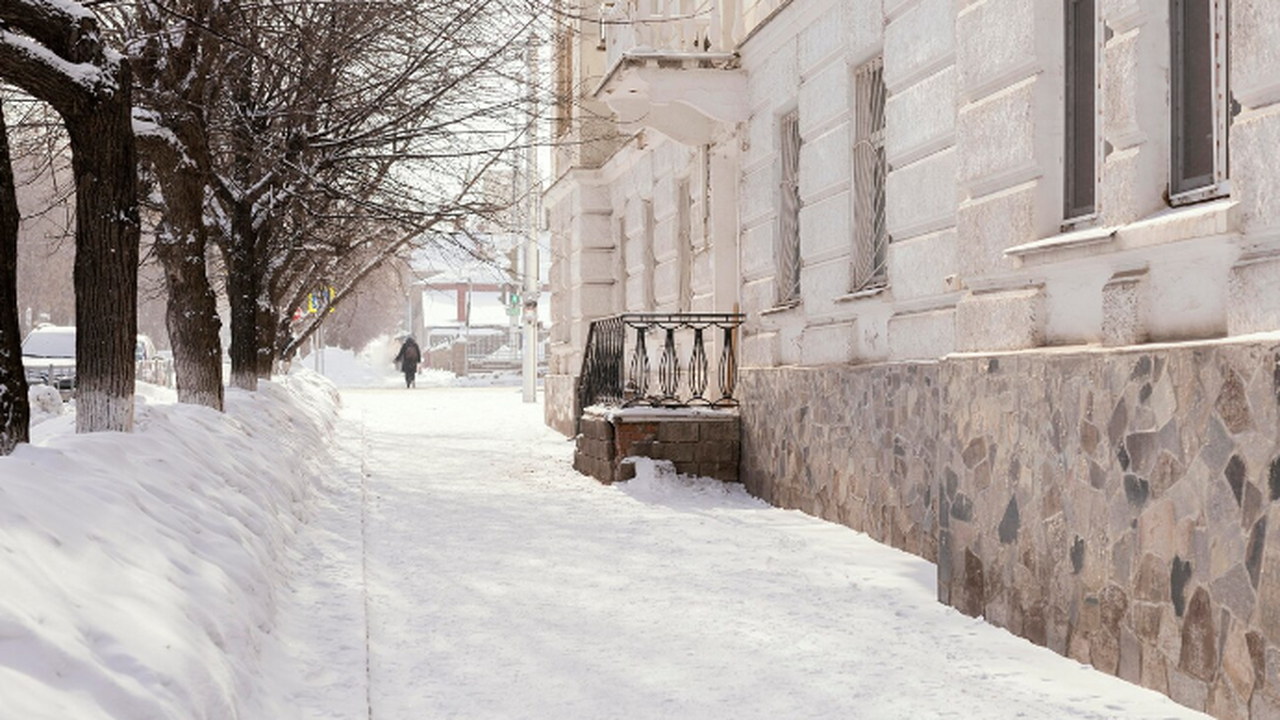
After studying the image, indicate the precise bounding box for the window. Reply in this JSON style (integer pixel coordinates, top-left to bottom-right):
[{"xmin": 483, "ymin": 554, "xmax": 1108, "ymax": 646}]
[
  {"xmin": 1170, "ymin": 0, "xmax": 1228, "ymax": 199},
  {"xmin": 1064, "ymin": 0, "xmax": 1097, "ymax": 220},
  {"xmin": 777, "ymin": 110, "xmax": 802, "ymax": 304},
  {"xmin": 852, "ymin": 57, "xmax": 887, "ymax": 290}
]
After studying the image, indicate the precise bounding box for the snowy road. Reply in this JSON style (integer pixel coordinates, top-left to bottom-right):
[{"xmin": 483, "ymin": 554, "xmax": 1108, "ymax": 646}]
[{"xmin": 276, "ymin": 386, "xmax": 1204, "ymax": 720}]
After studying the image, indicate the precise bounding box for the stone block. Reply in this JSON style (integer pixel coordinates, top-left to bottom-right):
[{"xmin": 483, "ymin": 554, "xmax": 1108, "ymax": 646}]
[
  {"xmin": 955, "ymin": 0, "xmax": 1035, "ymax": 97},
  {"xmin": 886, "ymin": 230, "xmax": 957, "ymax": 302},
  {"xmin": 888, "ymin": 308, "xmax": 955, "ymax": 360},
  {"xmin": 626, "ymin": 440, "xmax": 654, "ymax": 457},
  {"xmin": 655, "ymin": 442, "xmax": 695, "ymax": 463},
  {"xmin": 701, "ymin": 461, "xmax": 742, "ymax": 479},
  {"xmin": 886, "ymin": 148, "xmax": 957, "ymax": 242},
  {"xmin": 1168, "ymin": 667, "xmax": 1209, "ymax": 712},
  {"xmin": 1231, "ymin": 0, "xmax": 1280, "ymax": 109},
  {"xmin": 955, "ymin": 182, "xmax": 1036, "ymax": 277},
  {"xmin": 954, "ymin": 287, "xmax": 1046, "ymax": 352},
  {"xmin": 1252, "ymin": 691, "xmax": 1280, "ymax": 720},
  {"xmin": 886, "ymin": 66, "xmax": 956, "ymax": 165},
  {"xmin": 697, "ymin": 441, "xmax": 739, "ymax": 465},
  {"xmin": 1120, "ymin": 627, "xmax": 1143, "ymax": 684},
  {"xmin": 700, "ymin": 420, "xmax": 740, "ymax": 442},
  {"xmin": 657, "ymin": 421, "xmax": 699, "ymax": 443},
  {"xmin": 798, "ymin": 4, "xmax": 844, "ymax": 74},
  {"xmin": 956, "ymin": 76, "xmax": 1038, "ymax": 191},
  {"xmin": 617, "ymin": 458, "xmax": 638, "ymax": 482},
  {"xmin": 1228, "ymin": 253, "xmax": 1280, "ymax": 336},
  {"xmin": 1102, "ymin": 270, "xmax": 1149, "ymax": 347},
  {"xmin": 883, "ymin": 0, "xmax": 954, "ymax": 91},
  {"xmin": 800, "ymin": 322, "xmax": 857, "ymax": 365},
  {"xmin": 799, "ymin": 192, "xmax": 854, "ymax": 263},
  {"xmin": 798, "ymin": 64, "xmax": 852, "ymax": 156}
]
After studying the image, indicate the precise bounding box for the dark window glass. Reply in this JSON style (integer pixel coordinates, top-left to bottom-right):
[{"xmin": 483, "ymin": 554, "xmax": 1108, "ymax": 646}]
[
  {"xmin": 1171, "ymin": 0, "xmax": 1216, "ymax": 195},
  {"xmin": 1065, "ymin": 0, "xmax": 1096, "ymax": 219}
]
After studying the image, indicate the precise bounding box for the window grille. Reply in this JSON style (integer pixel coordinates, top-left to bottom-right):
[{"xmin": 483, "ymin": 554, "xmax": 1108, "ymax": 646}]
[
  {"xmin": 852, "ymin": 57, "xmax": 887, "ymax": 291},
  {"xmin": 777, "ymin": 110, "xmax": 802, "ymax": 304},
  {"xmin": 1064, "ymin": 0, "xmax": 1097, "ymax": 220},
  {"xmin": 1170, "ymin": 0, "xmax": 1228, "ymax": 198}
]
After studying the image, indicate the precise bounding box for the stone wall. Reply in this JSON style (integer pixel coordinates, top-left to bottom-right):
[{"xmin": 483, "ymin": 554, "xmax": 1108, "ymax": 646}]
[
  {"xmin": 739, "ymin": 363, "xmax": 941, "ymax": 561},
  {"xmin": 738, "ymin": 340, "xmax": 1280, "ymax": 717},
  {"xmin": 938, "ymin": 342, "xmax": 1280, "ymax": 718}
]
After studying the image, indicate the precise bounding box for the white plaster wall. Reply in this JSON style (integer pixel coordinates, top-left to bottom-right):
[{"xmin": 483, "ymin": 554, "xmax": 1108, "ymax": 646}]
[{"xmin": 550, "ymin": 0, "xmax": 1280, "ymax": 394}]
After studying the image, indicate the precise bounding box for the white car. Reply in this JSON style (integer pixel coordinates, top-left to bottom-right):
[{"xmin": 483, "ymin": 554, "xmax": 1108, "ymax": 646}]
[{"xmin": 22, "ymin": 325, "xmax": 76, "ymax": 399}]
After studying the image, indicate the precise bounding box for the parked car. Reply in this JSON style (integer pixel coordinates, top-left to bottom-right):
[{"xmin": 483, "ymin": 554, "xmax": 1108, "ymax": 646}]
[{"xmin": 21, "ymin": 325, "xmax": 76, "ymax": 400}]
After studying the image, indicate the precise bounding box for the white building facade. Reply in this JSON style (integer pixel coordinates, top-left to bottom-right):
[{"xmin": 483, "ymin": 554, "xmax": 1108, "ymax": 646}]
[{"xmin": 546, "ymin": 2, "xmax": 1280, "ymax": 716}]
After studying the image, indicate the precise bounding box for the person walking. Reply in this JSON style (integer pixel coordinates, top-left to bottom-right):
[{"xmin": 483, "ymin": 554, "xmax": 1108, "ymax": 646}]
[{"xmin": 394, "ymin": 335, "xmax": 422, "ymax": 388}]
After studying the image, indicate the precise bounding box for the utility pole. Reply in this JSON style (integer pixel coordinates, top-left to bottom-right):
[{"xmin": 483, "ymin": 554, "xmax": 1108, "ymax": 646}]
[{"xmin": 522, "ymin": 37, "xmax": 540, "ymax": 404}]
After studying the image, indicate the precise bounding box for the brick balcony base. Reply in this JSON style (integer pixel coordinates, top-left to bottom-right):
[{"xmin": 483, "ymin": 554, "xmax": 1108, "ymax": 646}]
[{"xmin": 574, "ymin": 408, "xmax": 740, "ymax": 484}]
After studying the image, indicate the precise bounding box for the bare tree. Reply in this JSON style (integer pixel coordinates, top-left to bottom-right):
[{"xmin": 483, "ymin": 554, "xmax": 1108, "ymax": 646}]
[
  {"xmin": 187, "ymin": 0, "xmax": 535, "ymax": 387},
  {"xmin": 0, "ymin": 100, "xmax": 30, "ymax": 452},
  {"xmin": 0, "ymin": 0, "xmax": 140, "ymax": 433},
  {"xmin": 130, "ymin": 0, "xmax": 227, "ymax": 408}
]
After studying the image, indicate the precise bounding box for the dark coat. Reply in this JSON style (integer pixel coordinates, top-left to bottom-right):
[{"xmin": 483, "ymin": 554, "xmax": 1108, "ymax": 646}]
[{"xmin": 394, "ymin": 338, "xmax": 422, "ymax": 373}]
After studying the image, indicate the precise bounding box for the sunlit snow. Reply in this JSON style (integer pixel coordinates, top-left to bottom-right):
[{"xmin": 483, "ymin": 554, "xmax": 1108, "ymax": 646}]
[{"xmin": 0, "ymin": 350, "xmax": 1209, "ymax": 719}]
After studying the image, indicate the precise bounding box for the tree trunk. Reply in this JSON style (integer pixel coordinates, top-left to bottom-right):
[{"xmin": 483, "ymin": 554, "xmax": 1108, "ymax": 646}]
[
  {"xmin": 224, "ymin": 202, "xmax": 260, "ymax": 391},
  {"xmin": 255, "ymin": 288, "xmax": 275, "ymax": 380},
  {"xmin": 0, "ymin": 104, "xmax": 31, "ymax": 454},
  {"xmin": 155, "ymin": 208, "xmax": 224, "ymax": 410},
  {"xmin": 67, "ymin": 64, "xmax": 141, "ymax": 433}
]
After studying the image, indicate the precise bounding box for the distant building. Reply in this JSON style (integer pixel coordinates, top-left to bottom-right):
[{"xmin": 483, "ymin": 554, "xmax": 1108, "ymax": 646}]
[{"xmin": 413, "ymin": 238, "xmax": 550, "ymax": 372}]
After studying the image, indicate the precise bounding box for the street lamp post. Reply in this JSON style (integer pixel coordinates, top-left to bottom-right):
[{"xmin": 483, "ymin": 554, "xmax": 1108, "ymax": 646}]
[{"xmin": 522, "ymin": 37, "xmax": 540, "ymax": 404}]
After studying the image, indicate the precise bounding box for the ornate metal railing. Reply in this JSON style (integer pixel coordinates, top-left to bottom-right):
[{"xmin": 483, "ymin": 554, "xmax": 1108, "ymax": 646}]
[{"xmin": 578, "ymin": 313, "xmax": 744, "ymax": 411}]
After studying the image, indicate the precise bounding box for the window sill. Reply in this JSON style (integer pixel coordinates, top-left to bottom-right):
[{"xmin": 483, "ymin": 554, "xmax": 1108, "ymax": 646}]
[
  {"xmin": 835, "ymin": 284, "xmax": 889, "ymax": 303},
  {"xmin": 1170, "ymin": 180, "xmax": 1232, "ymax": 207},
  {"xmin": 1005, "ymin": 196, "xmax": 1239, "ymax": 267},
  {"xmin": 1004, "ymin": 224, "xmax": 1117, "ymax": 259},
  {"xmin": 760, "ymin": 300, "xmax": 801, "ymax": 316}
]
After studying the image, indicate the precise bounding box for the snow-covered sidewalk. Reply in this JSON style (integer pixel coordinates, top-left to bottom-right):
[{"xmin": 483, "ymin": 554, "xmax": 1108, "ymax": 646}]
[{"xmin": 279, "ymin": 386, "xmax": 1206, "ymax": 720}]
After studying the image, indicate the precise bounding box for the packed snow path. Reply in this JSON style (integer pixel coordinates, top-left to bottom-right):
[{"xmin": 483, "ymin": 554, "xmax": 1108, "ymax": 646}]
[{"xmin": 280, "ymin": 386, "xmax": 1204, "ymax": 720}]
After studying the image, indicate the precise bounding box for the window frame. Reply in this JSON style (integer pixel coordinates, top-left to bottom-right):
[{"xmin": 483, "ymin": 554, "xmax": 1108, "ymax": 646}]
[{"xmin": 1168, "ymin": 0, "xmax": 1230, "ymax": 205}]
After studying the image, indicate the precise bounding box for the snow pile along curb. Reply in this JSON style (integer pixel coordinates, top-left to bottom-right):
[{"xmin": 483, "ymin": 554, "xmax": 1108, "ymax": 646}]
[{"xmin": 0, "ymin": 372, "xmax": 339, "ymax": 720}]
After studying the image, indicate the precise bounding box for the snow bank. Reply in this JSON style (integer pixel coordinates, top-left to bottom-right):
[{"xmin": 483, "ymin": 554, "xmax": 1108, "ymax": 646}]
[
  {"xmin": 0, "ymin": 372, "xmax": 339, "ymax": 720},
  {"xmin": 616, "ymin": 456, "xmax": 764, "ymax": 510},
  {"xmin": 298, "ymin": 339, "xmax": 402, "ymax": 389},
  {"xmin": 28, "ymin": 385, "xmax": 65, "ymax": 427}
]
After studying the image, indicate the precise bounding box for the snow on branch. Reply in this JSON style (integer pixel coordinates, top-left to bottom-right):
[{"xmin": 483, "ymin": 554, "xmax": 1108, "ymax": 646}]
[
  {"xmin": 0, "ymin": 28, "xmax": 111, "ymax": 101},
  {"xmin": 0, "ymin": 0, "xmax": 101, "ymax": 63}
]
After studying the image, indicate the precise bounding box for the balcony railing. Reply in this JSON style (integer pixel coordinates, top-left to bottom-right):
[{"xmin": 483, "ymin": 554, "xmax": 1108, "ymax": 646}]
[
  {"xmin": 578, "ymin": 312, "xmax": 745, "ymax": 411},
  {"xmin": 600, "ymin": 0, "xmax": 782, "ymax": 70}
]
